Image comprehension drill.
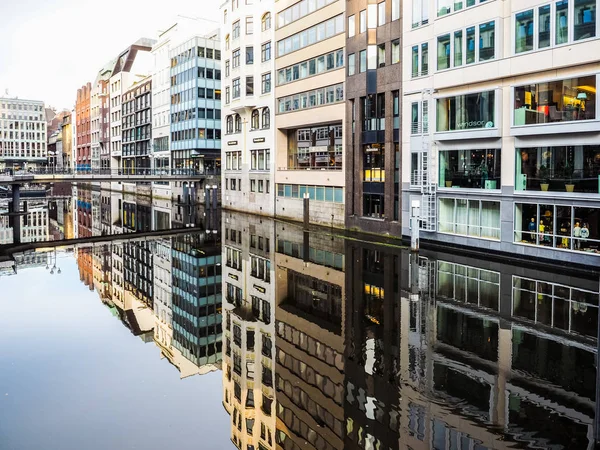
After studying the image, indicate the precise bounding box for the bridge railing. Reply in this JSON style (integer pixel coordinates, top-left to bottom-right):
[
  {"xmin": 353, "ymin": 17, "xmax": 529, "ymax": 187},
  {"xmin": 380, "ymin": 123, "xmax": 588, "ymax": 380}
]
[{"xmin": 3, "ymin": 168, "xmax": 221, "ymax": 177}]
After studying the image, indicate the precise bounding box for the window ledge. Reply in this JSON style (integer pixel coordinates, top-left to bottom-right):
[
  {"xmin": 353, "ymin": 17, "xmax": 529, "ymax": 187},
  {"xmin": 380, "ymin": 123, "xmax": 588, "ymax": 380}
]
[
  {"xmin": 437, "ymin": 231, "xmax": 501, "ymax": 242},
  {"xmin": 513, "ymin": 240, "xmax": 600, "ymax": 256},
  {"xmin": 511, "ymin": 120, "xmax": 600, "ymax": 136},
  {"xmin": 437, "ymin": 187, "xmax": 502, "ymax": 195},
  {"xmin": 434, "ymin": 128, "xmax": 500, "ymax": 140},
  {"xmin": 513, "ymin": 190, "xmax": 600, "ymax": 200}
]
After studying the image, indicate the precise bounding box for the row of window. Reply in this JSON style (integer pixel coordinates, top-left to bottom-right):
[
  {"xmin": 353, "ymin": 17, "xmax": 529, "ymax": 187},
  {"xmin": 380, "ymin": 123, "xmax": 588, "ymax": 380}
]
[
  {"xmin": 170, "ymin": 128, "xmax": 221, "ymax": 142},
  {"xmin": 226, "ymin": 73, "xmax": 271, "ymax": 102},
  {"xmin": 412, "ymin": 75, "xmax": 597, "ymax": 134},
  {"xmin": 225, "ymin": 108, "xmax": 270, "ymax": 134},
  {"xmin": 171, "ymin": 67, "xmax": 221, "ymax": 86},
  {"xmin": 170, "ymin": 88, "xmax": 222, "ymax": 104},
  {"xmin": 170, "ymin": 108, "xmax": 221, "ymax": 124},
  {"xmin": 277, "ymin": 184, "xmax": 344, "ymax": 203},
  {"xmin": 277, "ymin": 14, "xmax": 344, "ymax": 57},
  {"xmin": 277, "ymin": 49, "xmax": 344, "ymax": 86},
  {"xmin": 277, "ymin": 83, "xmax": 344, "ymax": 114},
  {"xmin": 229, "ymin": 43, "xmax": 270, "ymax": 70},
  {"xmin": 278, "ymin": 0, "xmax": 337, "ymax": 29},
  {"xmin": 348, "ymin": 0, "xmax": 401, "ymax": 37},
  {"xmin": 170, "ymin": 46, "xmax": 221, "ymax": 67},
  {"xmin": 348, "ymin": 40, "xmax": 400, "ymax": 76}
]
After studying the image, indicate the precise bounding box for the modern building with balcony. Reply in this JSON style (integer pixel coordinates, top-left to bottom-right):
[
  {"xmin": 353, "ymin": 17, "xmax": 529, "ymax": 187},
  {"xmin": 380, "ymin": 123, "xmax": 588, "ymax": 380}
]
[
  {"xmin": 221, "ymin": 0, "xmax": 276, "ymax": 216},
  {"xmin": 273, "ymin": 0, "xmax": 346, "ymax": 227},
  {"xmin": 345, "ymin": 0, "xmax": 402, "ymax": 234},
  {"xmin": 0, "ymin": 97, "xmax": 47, "ymax": 171},
  {"xmin": 402, "ymin": 0, "xmax": 600, "ymax": 266}
]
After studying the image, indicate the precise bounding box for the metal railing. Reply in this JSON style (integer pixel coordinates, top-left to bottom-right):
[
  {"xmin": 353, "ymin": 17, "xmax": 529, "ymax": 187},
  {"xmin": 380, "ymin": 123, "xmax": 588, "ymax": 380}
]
[{"xmin": 3, "ymin": 167, "xmax": 220, "ymax": 177}]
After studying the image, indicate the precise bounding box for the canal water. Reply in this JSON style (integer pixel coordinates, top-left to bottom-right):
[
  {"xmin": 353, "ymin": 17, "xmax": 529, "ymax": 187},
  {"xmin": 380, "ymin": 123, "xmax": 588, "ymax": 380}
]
[{"xmin": 0, "ymin": 190, "xmax": 598, "ymax": 449}]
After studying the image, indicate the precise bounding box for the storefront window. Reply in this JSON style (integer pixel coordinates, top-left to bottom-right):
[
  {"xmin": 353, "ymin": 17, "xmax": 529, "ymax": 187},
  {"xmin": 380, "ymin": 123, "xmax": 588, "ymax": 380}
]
[
  {"xmin": 514, "ymin": 203, "xmax": 600, "ymax": 254},
  {"xmin": 439, "ymin": 198, "xmax": 500, "ymax": 240},
  {"xmin": 286, "ymin": 124, "xmax": 342, "ymax": 170},
  {"xmin": 439, "ymin": 148, "xmax": 500, "ymax": 189},
  {"xmin": 513, "ymin": 75, "xmax": 596, "ymax": 125},
  {"xmin": 515, "ymin": 145, "xmax": 600, "ymax": 193},
  {"xmin": 436, "ymin": 91, "xmax": 495, "ymax": 132}
]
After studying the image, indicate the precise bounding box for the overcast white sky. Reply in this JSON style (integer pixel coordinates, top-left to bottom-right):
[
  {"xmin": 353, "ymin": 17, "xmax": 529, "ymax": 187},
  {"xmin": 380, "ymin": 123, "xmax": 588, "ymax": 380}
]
[{"xmin": 0, "ymin": 0, "xmax": 221, "ymax": 111}]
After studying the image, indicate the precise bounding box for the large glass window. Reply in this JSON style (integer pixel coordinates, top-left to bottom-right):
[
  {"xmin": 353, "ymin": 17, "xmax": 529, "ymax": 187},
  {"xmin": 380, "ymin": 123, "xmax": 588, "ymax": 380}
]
[
  {"xmin": 439, "ymin": 148, "xmax": 501, "ymax": 189},
  {"xmin": 277, "ymin": 83, "xmax": 343, "ymax": 114},
  {"xmin": 412, "ymin": 42, "xmax": 428, "ymax": 77},
  {"xmin": 437, "ymin": 261, "xmax": 500, "ymax": 311},
  {"xmin": 516, "ymin": 145, "xmax": 600, "ymax": 193},
  {"xmin": 436, "ymin": 91, "xmax": 495, "ymax": 132},
  {"xmin": 515, "ymin": 203, "xmax": 600, "ymax": 254},
  {"xmin": 439, "ymin": 198, "xmax": 501, "ymax": 240},
  {"xmin": 277, "ymin": 0, "xmax": 337, "ymax": 28},
  {"xmin": 574, "ymin": 0, "xmax": 597, "ymax": 41},
  {"xmin": 514, "ymin": 75, "xmax": 596, "ymax": 125},
  {"xmin": 277, "ymin": 14, "xmax": 344, "ymax": 57},
  {"xmin": 286, "ymin": 124, "xmax": 342, "ymax": 170},
  {"xmin": 437, "ymin": 0, "xmax": 487, "ymax": 17},
  {"xmin": 277, "ymin": 49, "xmax": 344, "ymax": 86}
]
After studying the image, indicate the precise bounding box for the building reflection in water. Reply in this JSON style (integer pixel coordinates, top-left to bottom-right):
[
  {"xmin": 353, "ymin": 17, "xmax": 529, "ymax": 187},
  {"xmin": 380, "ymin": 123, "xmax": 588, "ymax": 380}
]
[{"xmin": 4, "ymin": 190, "xmax": 598, "ymax": 449}]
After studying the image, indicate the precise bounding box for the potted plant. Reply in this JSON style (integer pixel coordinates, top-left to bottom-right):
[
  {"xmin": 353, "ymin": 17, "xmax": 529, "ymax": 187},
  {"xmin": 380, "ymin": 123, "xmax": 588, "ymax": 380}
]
[
  {"xmin": 538, "ymin": 165, "xmax": 550, "ymax": 191},
  {"xmin": 564, "ymin": 162, "xmax": 575, "ymax": 192},
  {"xmin": 444, "ymin": 166, "xmax": 454, "ymax": 188}
]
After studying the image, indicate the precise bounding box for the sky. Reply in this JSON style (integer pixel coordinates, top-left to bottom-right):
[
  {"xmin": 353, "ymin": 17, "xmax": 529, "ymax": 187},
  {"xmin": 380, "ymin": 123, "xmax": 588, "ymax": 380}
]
[{"xmin": 0, "ymin": 0, "xmax": 221, "ymax": 111}]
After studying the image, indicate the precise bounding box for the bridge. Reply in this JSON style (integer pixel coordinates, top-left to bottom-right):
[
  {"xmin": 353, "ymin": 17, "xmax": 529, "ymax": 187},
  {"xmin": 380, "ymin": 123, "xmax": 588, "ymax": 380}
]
[{"xmin": 0, "ymin": 168, "xmax": 219, "ymax": 185}]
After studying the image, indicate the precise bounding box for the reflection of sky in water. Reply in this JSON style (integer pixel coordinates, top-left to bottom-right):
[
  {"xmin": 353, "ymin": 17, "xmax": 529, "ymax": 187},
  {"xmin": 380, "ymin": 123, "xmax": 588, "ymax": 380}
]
[{"xmin": 0, "ymin": 259, "xmax": 230, "ymax": 450}]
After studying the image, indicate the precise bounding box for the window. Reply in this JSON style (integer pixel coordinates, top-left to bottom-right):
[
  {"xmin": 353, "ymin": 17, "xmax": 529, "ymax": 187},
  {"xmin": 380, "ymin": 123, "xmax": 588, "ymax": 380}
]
[
  {"xmin": 393, "ymin": 0, "xmax": 401, "ymax": 21},
  {"xmin": 262, "ymin": 107, "xmax": 270, "ymax": 128},
  {"xmin": 378, "ymin": 2, "xmax": 386, "ymax": 26},
  {"xmin": 224, "ymin": 9, "xmax": 227, "ymax": 23},
  {"xmin": 359, "ymin": 49, "xmax": 367, "ymax": 73},
  {"xmin": 235, "ymin": 114, "xmax": 242, "ymax": 132},
  {"xmin": 513, "ymin": 75, "xmax": 596, "ymax": 126},
  {"xmin": 225, "ymin": 60, "xmax": 230, "ymax": 77},
  {"xmin": 439, "ymin": 198, "xmax": 501, "ymax": 240},
  {"xmin": 232, "ymin": 48, "xmax": 240, "ymax": 68},
  {"xmin": 251, "ymin": 149, "xmax": 270, "ymax": 170},
  {"xmin": 233, "ymin": 21, "xmax": 240, "ymax": 39},
  {"xmin": 233, "ymin": 78, "xmax": 241, "ymax": 98},
  {"xmin": 225, "ymin": 86, "xmax": 230, "ymax": 103},
  {"xmin": 392, "ymin": 39, "xmax": 400, "ymax": 64},
  {"xmin": 348, "ymin": 53, "xmax": 356, "ymax": 76},
  {"xmin": 514, "ymin": 203, "xmax": 600, "ymax": 255},
  {"xmin": 286, "ymin": 124, "xmax": 342, "ymax": 169},
  {"xmin": 226, "ymin": 115, "xmax": 233, "ymax": 133},
  {"xmin": 377, "ymin": 44, "xmax": 385, "ymax": 68},
  {"xmin": 277, "ymin": 49, "xmax": 344, "ymax": 86},
  {"xmin": 439, "ymin": 148, "xmax": 501, "ymax": 189},
  {"xmin": 278, "ymin": 184, "xmax": 344, "ymax": 203},
  {"xmin": 437, "ymin": 21, "xmax": 495, "ymax": 70},
  {"xmin": 251, "ymin": 109, "xmax": 260, "ymax": 129},
  {"xmin": 246, "ymin": 16, "xmax": 254, "ymax": 35},
  {"xmin": 411, "ymin": 42, "xmax": 428, "ymax": 76},
  {"xmin": 277, "ymin": 83, "xmax": 343, "ymax": 113},
  {"xmin": 262, "ymin": 13, "xmax": 271, "ymax": 31},
  {"xmin": 261, "ymin": 73, "xmax": 271, "ymax": 94},
  {"xmin": 277, "ymin": 14, "xmax": 344, "ymax": 57},
  {"xmin": 246, "ymin": 76, "xmax": 254, "ymax": 96},
  {"xmin": 515, "ymin": 9, "xmax": 534, "ymax": 53},
  {"xmin": 412, "ymin": 0, "xmax": 429, "ymax": 27},
  {"xmin": 246, "ymin": 46, "xmax": 254, "ymax": 64},
  {"xmin": 436, "ymin": 91, "xmax": 495, "ymax": 132},
  {"xmin": 225, "ymin": 35, "xmax": 230, "ymax": 50},
  {"xmin": 410, "ymin": 100, "xmax": 428, "ymax": 134},
  {"xmin": 261, "ymin": 42, "xmax": 271, "ymax": 62},
  {"xmin": 359, "ymin": 10, "xmax": 367, "ymax": 33},
  {"xmin": 515, "ymin": 145, "xmax": 600, "ymax": 194},
  {"xmin": 348, "ymin": 15, "xmax": 356, "ymax": 37},
  {"xmin": 251, "ymin": 179, "xmax": 256, "ymax": 192},
  {"xmin": 277, "ymin": 0, "xmax": 337, "ymax": 28},
  {"xmin": 438, "ymin": 0, "xmax": 487, "ymax": 17}
]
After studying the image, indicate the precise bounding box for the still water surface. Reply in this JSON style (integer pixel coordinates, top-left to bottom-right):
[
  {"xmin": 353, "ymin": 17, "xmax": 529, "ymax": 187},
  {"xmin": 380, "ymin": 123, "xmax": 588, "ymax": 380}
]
[{"xmin": 0, "ymin": 192, "xmax": 599, "ymax": 450}]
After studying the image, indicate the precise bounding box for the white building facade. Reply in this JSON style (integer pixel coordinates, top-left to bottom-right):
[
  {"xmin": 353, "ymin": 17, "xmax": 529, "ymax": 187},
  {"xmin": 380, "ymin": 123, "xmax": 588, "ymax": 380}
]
[
  {"xmin": 221, "ymin": 0, "xmax": 276, "ymax": 216},
  {"xmin": 402, "ymin": 0, "xmax": 600, "ymax": 266},
  {"xmin": 0, "ymin": 98, "xmax": 47, "ymax": 170}
]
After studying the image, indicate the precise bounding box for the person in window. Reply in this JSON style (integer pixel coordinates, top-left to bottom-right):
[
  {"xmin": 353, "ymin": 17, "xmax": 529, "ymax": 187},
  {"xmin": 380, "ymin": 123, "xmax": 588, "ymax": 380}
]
[
  {"xmin": 580, "ymin": 222, "xmax": 590, "ymax": 249},
  {"xmin": 560, "ymin": 221, "xmax": 570, "ymax": 248},
  {"xmin": 539, "ymin": 219, "xmax": 546, "ymax": 245}
]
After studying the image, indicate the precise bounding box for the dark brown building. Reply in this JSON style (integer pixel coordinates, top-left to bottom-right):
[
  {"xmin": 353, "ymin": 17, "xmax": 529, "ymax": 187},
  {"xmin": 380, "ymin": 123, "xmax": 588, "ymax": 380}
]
[
  {"xmin": 345, "ymin": 0, "xmax": 402, "ymax": 235},
  {"xmin": 76, "ymin": 83, "xmax": 92, "ymax": 170}
]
